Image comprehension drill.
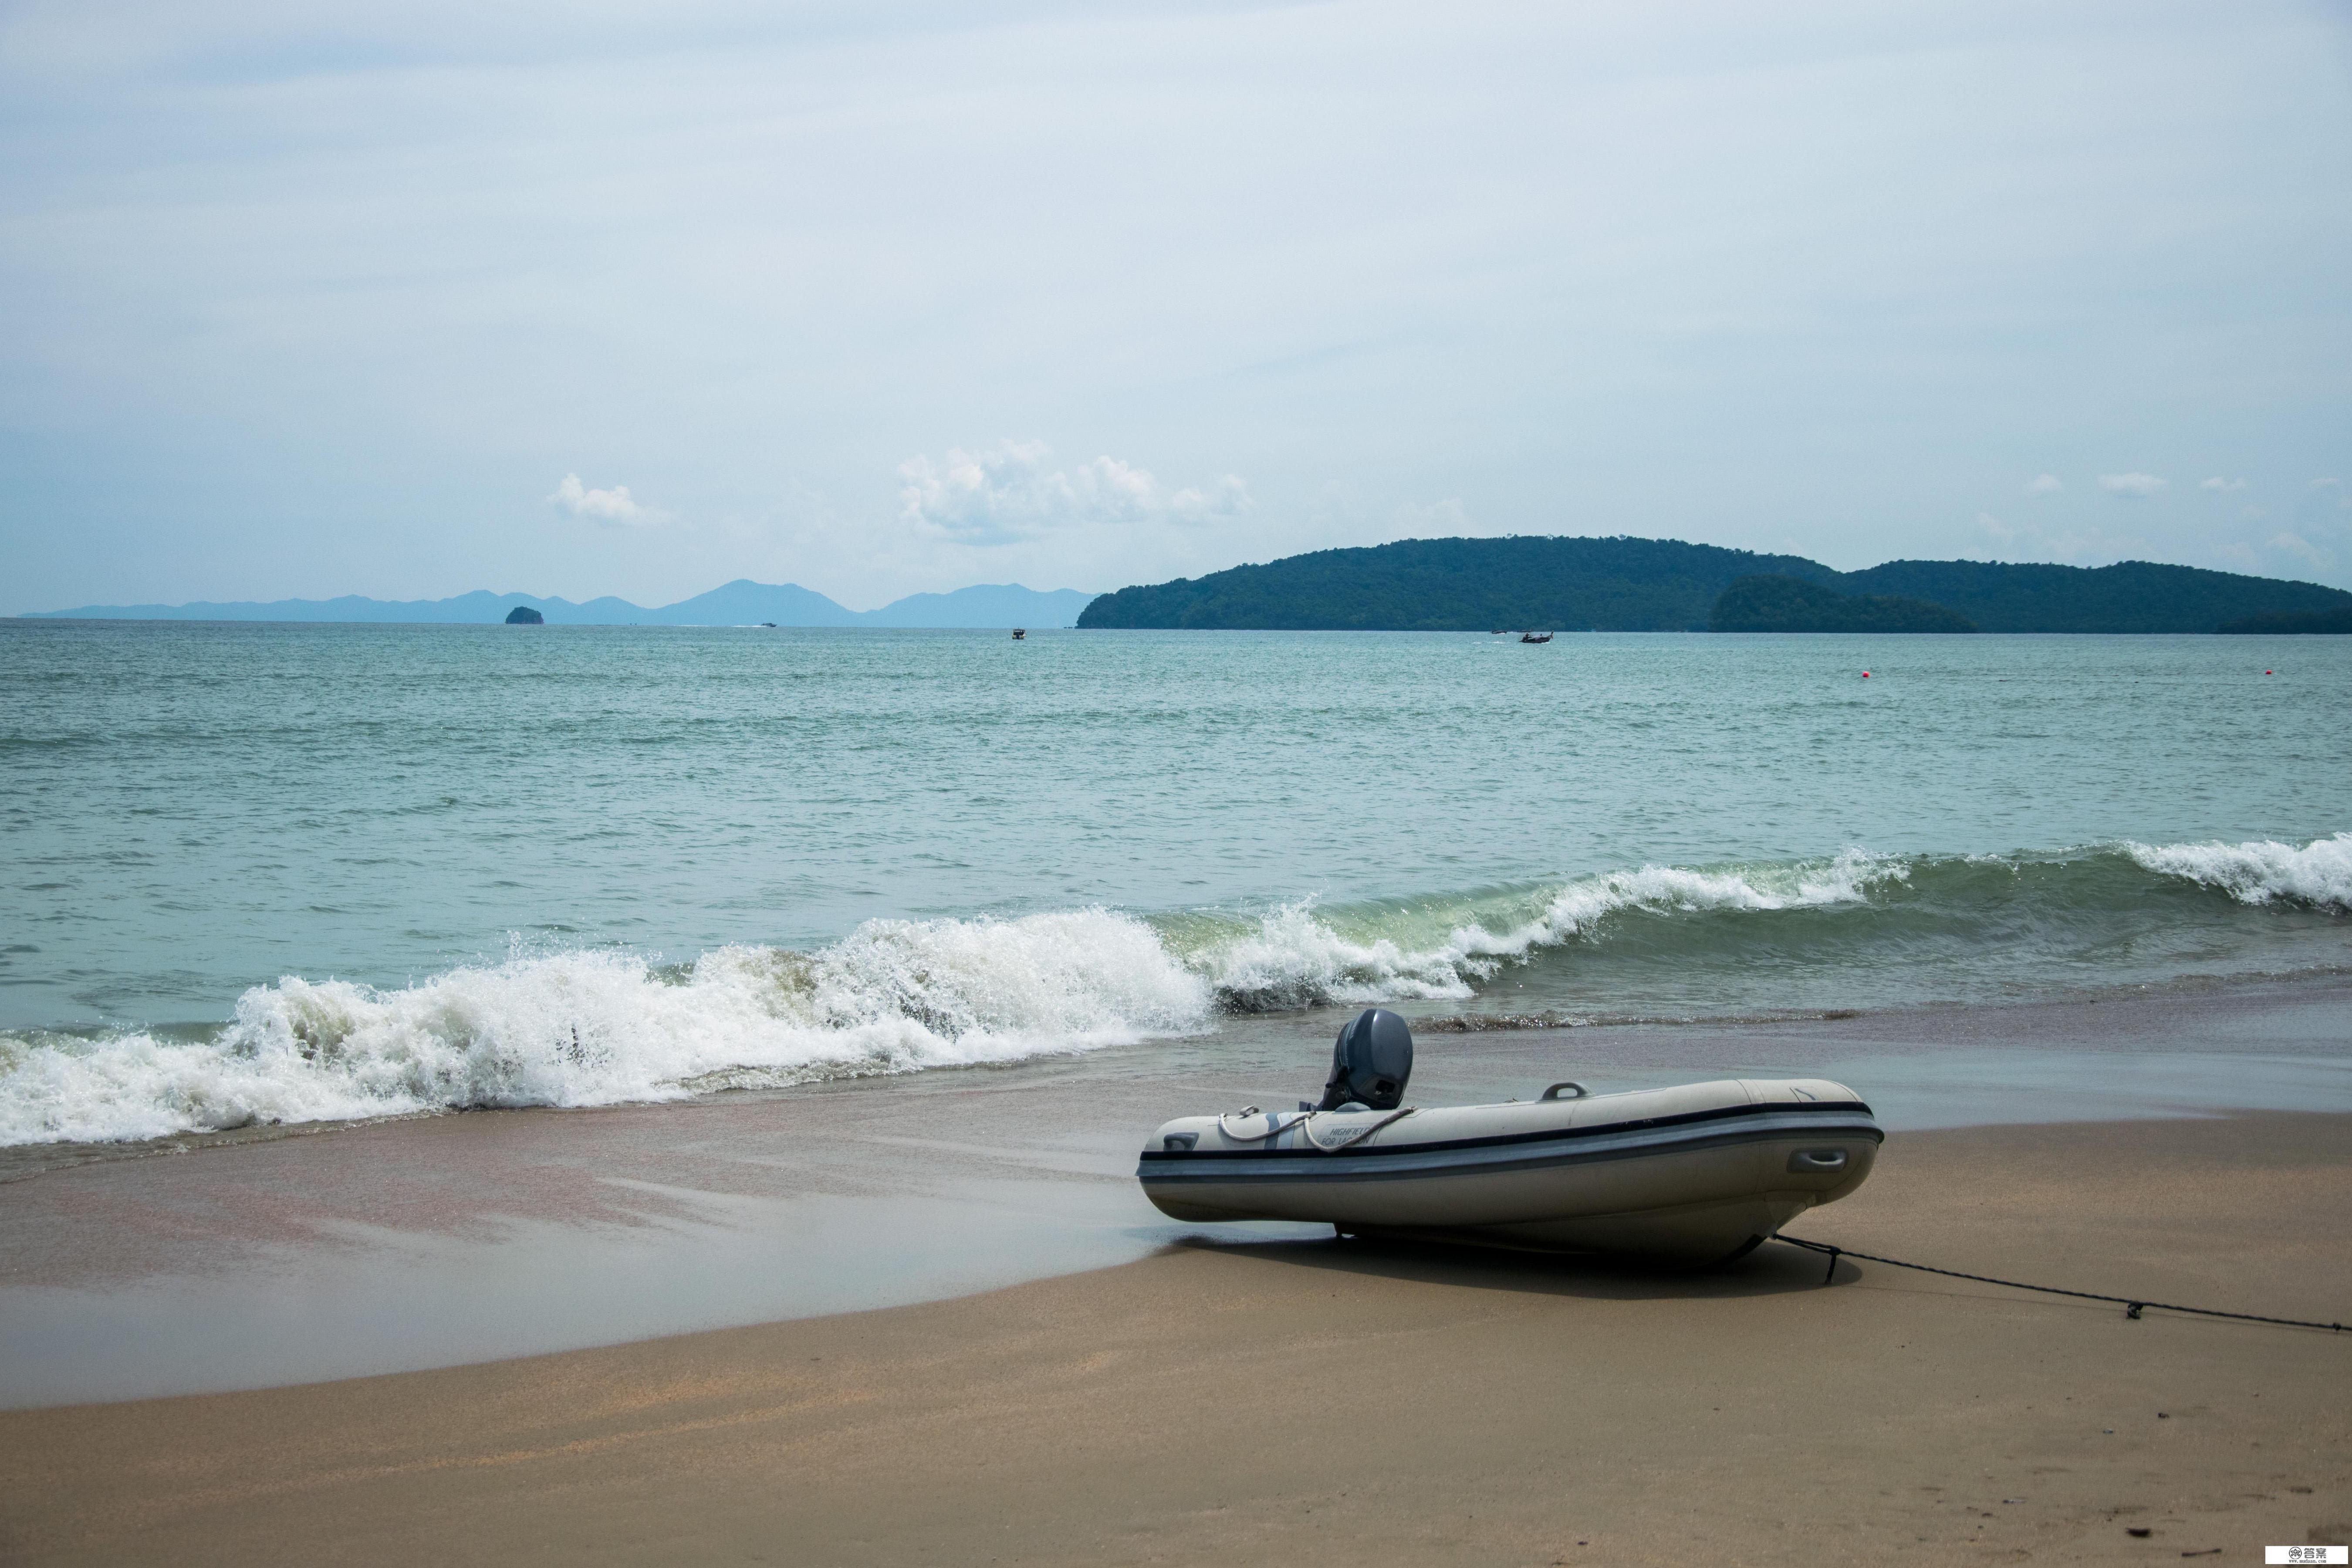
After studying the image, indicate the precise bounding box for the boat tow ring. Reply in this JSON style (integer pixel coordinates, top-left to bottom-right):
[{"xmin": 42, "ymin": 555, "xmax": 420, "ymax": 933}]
[{"xmin": 1539, "ymin": 1081, "xmax": 1588, "ymax": 1101}]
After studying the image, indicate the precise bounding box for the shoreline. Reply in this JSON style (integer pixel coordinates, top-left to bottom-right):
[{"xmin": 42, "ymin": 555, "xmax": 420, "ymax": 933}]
[
  {"xmin": 3, "ymin": 976, "xmax": 2350, "ymax": 1409},
  {"xmin": 4, "ymin": 1109, "xmax": 2349, "ymax": 1564},
  {"xmin": 8, "ymin": 966, "xmax": 2349, "ymax": 1187}
]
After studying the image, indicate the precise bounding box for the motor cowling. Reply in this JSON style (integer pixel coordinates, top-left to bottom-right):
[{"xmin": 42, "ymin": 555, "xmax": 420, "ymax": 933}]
[{"xmin": 1319, "ymin": 1008, "xmax": 1413, "ymax": 1110}]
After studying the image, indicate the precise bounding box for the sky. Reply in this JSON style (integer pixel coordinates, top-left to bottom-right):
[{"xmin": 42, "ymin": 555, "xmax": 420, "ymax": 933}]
[{"xmin": 3, "ymin": 0, "xmax": 2350, "ymax": 615}]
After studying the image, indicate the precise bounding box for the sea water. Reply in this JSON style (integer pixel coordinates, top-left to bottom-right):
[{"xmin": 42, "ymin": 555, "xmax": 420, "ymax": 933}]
[
  {"xmin": 3, "ymin": 619, "xmax": 2347, "ymax": 1150},
  {"xmin": 6, "ymin": 618, "xmax": 2352, "ymax": 1404}
]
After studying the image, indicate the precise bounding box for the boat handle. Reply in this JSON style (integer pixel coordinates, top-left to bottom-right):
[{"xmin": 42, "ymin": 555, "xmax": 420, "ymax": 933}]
[
  {"xmin": 1787, "ymin": 1148, "xmax": 1848, "ymax": 1173},
  {"xmin": 1539, "ymin": 1081, "xmax": 1588, "ymax": 1101}
]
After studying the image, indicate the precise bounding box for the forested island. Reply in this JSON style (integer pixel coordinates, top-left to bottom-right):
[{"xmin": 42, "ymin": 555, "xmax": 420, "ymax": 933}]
[
  {"xmin": 1074, "ymin": 536, "xmax": 2352, "ymax": 633},
  {"xmin": 1708, "ymin": 575, "xmax": 1976, "ymax": 633}
]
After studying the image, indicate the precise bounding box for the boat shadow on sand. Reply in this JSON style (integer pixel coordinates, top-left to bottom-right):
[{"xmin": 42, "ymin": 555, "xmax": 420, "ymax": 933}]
[{"xmin": 1162, "ymin": 1231, "xmax": 1853, "ymax": 1301}]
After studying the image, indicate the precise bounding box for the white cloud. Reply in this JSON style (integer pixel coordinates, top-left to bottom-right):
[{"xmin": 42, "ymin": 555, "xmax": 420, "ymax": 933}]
[
  {"xmin": 2199, "ymin": 476, "xmax": 2247, "ymax": 491},
  {"xmin": 2268, "ymin": 531, "xmax": 2331, "ymax": 570},
  {"xmin": 2097, "ymin": 472, "xmax": 2167, "ymax": 499},
  {"xmin": 896, "ymin": 440, "xmax": 1251, "ymax": 545},
  {"xmin": 1972, "ymin": 510, "xmax": 2147, "ymax": 563},
  {"xmin": 548, "ymin": 473, "xmax": 665, "ymax": 526},
  {"xmin": 2025, "ymin": 474, "xmax": 2062, "ymax": 494}
]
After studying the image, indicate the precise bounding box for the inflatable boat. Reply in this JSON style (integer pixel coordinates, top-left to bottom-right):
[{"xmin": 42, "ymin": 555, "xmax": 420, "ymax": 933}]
[{"xmin": 1138, "ymin": 1009, "xmax": 1882, "ymax": 1264}]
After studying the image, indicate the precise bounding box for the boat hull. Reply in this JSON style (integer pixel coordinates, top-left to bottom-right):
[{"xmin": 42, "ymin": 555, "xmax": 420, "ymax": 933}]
[{"xmin": 1138, "ymin": 1078, "xmax": 1881, "ymax": 1264}]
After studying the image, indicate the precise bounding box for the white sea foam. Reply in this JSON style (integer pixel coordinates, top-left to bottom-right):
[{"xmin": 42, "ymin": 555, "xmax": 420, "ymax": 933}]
[
  {"xmin": 1188, "ymin": 851, "xmax": 1903, "ymax": 1010},
  {"xmin": 2127, "ymin": 832, "xmax": 2352, "ymax": 913},
  {"xmin": 24, "ymin": 837, "xmax": 2336, "ymax": 1149},
  {"xmin": 0, "ymin": 909, "xmax": 1210, "ymax": 1146}
]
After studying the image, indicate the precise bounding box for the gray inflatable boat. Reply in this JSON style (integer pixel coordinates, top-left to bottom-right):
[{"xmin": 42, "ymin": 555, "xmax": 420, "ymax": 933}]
[{"xmin": 1138, "ymin": 1008, "xmax": 1882, "ymax": 1264}]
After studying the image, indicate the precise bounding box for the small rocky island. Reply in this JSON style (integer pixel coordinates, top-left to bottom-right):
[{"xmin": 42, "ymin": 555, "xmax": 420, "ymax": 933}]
[{"xmin": 504, "ymin": 606, "xmax": 544, "ymax": 624}]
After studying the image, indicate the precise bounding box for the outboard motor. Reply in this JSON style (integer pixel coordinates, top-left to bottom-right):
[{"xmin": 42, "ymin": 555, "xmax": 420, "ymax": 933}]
[{"xmin": 1319, "ymin": 1008, "xmax": 1414, "ymax": 1111}]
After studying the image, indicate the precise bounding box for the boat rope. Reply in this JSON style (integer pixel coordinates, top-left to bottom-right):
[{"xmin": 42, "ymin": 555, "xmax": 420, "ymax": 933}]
[
  {"xmin": 1303, "ymin": 1107, "xmax": 1416, "ymax": 1152},
  {"xmin": 1774, "ymin": 1234, "xmax": 2345, "ymax": 1334},
  {"xmin": 1212, "ymin": 1106, "xmax": 1417, "ymax": 1149},
  {"xmin": 1215, "ymin": 1108, "xmax": 1306, "ymax": 1142}
]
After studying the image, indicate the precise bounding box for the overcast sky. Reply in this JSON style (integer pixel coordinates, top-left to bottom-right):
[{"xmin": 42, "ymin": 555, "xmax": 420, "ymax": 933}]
[{"xmin": 4, "ymin": 0, "xmax": 2349, "ymax": 613}]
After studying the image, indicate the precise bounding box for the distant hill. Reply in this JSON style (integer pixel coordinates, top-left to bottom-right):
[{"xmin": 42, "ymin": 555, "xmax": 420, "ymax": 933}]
[
  {"xmin": 1077, "ymin": 537, "xmax": 1836, "ymax": 632},
  {"xmin": 1075, "ymin": 536, "xmax": 2352, "ymax": 633},
  {"xmin": 1711, "ymin": 575, "xmax": 1976, "ymax": 633},
  {"xmin": 861, "ymin": 585, "xmax": 1095, "ymax": 628},
  {"xmin": 1830, "ymin": 559, "xmax": 2352, "ymax": 634},
  {"xmin": 25, "ymin": 581, "xmax": 1093, "ymax": 629}
]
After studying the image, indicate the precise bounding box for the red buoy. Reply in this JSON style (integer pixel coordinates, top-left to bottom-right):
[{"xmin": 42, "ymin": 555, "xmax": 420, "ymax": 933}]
[{"xmin": 1861, "ymin": 671, "xmax": 1871, "ymax": 679}]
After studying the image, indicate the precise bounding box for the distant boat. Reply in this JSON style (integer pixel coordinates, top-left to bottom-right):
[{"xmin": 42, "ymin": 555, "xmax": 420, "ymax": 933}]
[
  {"xmin": 1011, "ymin": 628, "xmax": 1026, "ymax": 640},
  {"xmin": 760, "ymin": 622, "xmax": 777, "ymax": 628},
  {"xmin": 1520, "ymin": 631, "xmax": 1553, "ymax": 644}
]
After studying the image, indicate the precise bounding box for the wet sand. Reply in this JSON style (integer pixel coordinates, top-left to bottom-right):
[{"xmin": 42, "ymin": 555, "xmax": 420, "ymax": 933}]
[
  {"xmin": 5, "ymin": 1109, "xmax": 2349, "ymax": 1566},
  {"xmin": 3, "ymin": 979, "xmax": 2350, "ymax": 1407}
]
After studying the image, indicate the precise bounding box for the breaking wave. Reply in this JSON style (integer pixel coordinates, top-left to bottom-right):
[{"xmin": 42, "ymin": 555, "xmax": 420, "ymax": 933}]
[
  {"xmin": 3, "ymin": 834, "xmax": 2345, "ymax": 1146},
  {"xmin": 2126, "ymin": 831, "xmax": 2352, "ymax": 913},
  {"xmin": 0, "ymin": 910, "xmax": 1207, "ymax": 1146},
  {"xmin": 1182, "ymin": 851, "xmax": 1903, "ymax": 1011}
]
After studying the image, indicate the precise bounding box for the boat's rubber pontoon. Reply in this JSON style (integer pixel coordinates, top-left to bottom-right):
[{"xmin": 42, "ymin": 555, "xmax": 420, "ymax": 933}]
[{"xmin": 1138, "ymin": 1009, "xmax": 1882, "ymax": 1264}]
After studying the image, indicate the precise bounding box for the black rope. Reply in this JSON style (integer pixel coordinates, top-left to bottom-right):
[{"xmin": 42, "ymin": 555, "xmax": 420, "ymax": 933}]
[{"xmin": 1774, "ymin": 1234, "xmax": 2345, "ymax": 1334}]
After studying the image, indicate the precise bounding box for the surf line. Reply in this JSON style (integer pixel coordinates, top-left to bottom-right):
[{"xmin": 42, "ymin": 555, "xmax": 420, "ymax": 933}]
[{"xmin": 1774, "ymin": 1234, "xmax": 2345, "ymax": 1333}]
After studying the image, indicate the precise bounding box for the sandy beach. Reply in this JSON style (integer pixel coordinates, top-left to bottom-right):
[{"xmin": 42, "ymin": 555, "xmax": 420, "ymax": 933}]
[
  {"xmin": 9, "ymin": 0, "xmax": 2351, "ymax": 1553},
  {"xmin": 5, "ymin": 1108, "xmax": 2347, "ymax": 1566}
]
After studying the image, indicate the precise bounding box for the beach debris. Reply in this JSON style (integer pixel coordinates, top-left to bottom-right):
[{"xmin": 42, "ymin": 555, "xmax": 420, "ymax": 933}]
[{"xmin": 2128, "ymin": 1527, "xmax": 2153, "ymax": 1537}]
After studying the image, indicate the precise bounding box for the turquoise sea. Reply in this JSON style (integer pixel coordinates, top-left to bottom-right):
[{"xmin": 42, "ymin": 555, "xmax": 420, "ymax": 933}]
[{"xmin": 2, "ymin": 620, "xmax": 2349, "ymax": 1149}]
